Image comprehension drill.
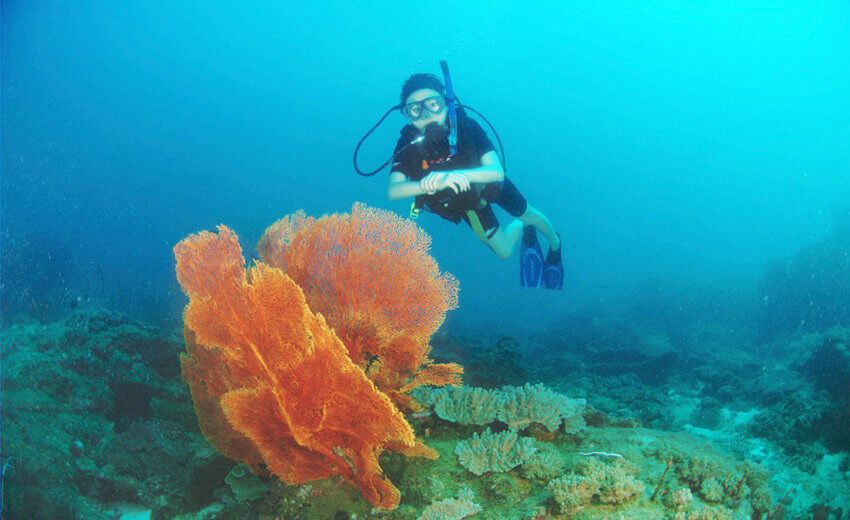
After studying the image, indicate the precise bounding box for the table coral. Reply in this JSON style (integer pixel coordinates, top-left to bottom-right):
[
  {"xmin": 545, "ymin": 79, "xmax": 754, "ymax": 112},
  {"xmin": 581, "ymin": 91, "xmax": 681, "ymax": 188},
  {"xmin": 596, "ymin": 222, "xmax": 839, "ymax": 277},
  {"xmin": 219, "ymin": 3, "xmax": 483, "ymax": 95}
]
[
  {"xmin": 175, "ymin": 225, "xmax": 422, "ymax": 509},
  {"xmin": 415, "ymin": 383, "xmax": 587, "ymax": 434},
  {"xmin": 499, "ymin": 383, "xmax": 586, "ymax": 432},
  {"xmin": 428, "ymin": 386, "xmax": 502, "ymax": 425}
]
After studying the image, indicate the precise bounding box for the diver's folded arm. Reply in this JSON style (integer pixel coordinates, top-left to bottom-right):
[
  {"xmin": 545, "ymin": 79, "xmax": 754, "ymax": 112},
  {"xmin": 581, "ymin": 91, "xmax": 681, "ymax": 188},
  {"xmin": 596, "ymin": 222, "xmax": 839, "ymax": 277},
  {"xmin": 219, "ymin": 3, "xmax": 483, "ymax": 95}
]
[
  {"xmin": 388, "ymin": 171, "xmax": 434, "ymax": 200},
  {"xmin": 453, "ymin": 151, "xmax": 505, "ymax": 184}
]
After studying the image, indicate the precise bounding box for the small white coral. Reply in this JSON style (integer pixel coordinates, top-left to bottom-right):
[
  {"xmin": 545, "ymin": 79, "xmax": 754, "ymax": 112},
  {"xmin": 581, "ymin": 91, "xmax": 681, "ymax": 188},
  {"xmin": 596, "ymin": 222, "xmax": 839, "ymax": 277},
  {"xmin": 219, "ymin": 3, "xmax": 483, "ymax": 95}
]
[
  {"xmin": 521, "ymin": 445, "xmax": 566, "ymax": 482},
  {"xmin": 699, "ymin": 478, "xmax": 725, "ymax": 503},
  {"xmin": 599, "ymin": 474, "xmax": 644, "ymax": 504},
  {"xmin": 548, "ymin": 458, "xmax": 645, "ymax": 512},
  {"xmin": 586, "ymin": 458, "xmax": 645, "ymax": 504},
  {"xmin": 418, "ymin": 488, "xmax": 482, "ymax": 520},
  {"xmin": 548, "ymin": 474, "xmax": 600, "ymax": 512},
  {"xmin": 666, "ymin": 487, "xmax": 694, "ymax": 511},
  {"xmin": 454, "ymin": 428, "xmax": 537, "ymax": 476}
]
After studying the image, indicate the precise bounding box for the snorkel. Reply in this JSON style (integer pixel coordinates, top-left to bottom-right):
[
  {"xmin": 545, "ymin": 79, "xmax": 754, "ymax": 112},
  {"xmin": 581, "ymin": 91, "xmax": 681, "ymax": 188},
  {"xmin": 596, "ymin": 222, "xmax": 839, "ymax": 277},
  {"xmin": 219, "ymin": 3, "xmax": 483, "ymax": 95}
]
[{"xmin": 439, "ymin": 60, "xmax": 458, "ymax": 157}]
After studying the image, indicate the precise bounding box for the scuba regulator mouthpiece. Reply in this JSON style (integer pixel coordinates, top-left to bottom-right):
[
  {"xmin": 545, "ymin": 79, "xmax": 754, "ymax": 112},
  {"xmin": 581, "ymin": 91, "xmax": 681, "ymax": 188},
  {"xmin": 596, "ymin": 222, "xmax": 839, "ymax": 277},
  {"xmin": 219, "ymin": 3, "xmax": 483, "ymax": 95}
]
[
  {"xmin": 423, "ymin": 122, "xmax": 448, "ymax": 142},
  {"xmin": 422, "ymin": 122, "xmax": 450, "ymax": 160}
]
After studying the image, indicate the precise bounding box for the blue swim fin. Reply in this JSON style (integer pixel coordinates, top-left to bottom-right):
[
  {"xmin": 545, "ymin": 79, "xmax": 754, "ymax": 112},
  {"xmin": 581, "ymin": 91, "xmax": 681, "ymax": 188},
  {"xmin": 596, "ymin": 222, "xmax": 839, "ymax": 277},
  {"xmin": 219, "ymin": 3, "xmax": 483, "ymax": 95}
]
[
  {"xmin": 520, "ymin": 226, "xmax": 543, "ymax": 288},
  {"xmin": 542, "ymin": 234, "xmax": 564, "ymax": 290}
]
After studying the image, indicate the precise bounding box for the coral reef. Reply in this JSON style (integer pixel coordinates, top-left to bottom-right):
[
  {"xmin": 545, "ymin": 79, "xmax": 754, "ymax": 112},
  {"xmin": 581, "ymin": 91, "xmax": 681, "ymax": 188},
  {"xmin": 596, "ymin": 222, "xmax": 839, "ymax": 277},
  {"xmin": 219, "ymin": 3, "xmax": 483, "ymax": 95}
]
[
  {"xmin": 5, "ymin": 307, "xmax": 841, "ymax": 519},
  {"xmin": 0, "ymin": 309, "xmax": 225, "ymax": 519},
  {"xmin": 6, "ymin": 254, "xmax": 849, "ymax": 519}
]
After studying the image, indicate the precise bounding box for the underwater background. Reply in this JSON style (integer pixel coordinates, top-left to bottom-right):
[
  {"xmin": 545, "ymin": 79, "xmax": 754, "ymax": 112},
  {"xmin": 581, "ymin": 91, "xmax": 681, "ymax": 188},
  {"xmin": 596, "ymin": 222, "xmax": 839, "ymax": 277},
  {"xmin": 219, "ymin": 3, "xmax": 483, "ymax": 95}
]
[{"xmin": 2, "ymin": 1, "xmax": 849, "ymax": 519}]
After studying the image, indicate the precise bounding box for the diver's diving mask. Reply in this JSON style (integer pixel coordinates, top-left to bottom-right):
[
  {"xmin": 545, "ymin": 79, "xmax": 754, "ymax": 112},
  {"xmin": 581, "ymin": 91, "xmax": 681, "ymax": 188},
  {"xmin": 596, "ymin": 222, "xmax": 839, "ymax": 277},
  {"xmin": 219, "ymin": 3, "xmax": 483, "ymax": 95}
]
[{"xmin": 402, "ymin": 95, "xmax": 446, "ymax": 120}]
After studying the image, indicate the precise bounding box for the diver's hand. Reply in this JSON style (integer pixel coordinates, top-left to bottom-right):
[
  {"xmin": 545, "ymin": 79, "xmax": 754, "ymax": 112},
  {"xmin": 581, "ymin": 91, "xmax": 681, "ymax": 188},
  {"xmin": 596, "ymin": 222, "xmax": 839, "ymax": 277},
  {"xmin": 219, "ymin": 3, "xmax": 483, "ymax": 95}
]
[
  {"xmin": 420, "ymin": 171, "xmax": 470, "ymax": 195},
  {"xmin": 419, "ymin": 171, "xmax": 469, "ymax": 195},
  {"xmin": 420, "ymin": 173, "xmax": 440, "ymax": 195},
  {"xmin": 444, "ymin": 171, "xmax": 470, "ymax": 193}
]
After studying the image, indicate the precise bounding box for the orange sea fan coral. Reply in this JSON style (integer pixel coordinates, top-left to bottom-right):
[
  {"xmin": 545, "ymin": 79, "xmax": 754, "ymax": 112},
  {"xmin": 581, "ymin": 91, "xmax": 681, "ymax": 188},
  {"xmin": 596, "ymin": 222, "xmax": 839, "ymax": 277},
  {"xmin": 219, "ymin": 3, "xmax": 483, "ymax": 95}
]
[
  {"xmin": 257, "ymin": 203, "xmax": 463, "ymax": 405},
  {"xmin": 175, "ymin": 225, "xmax": 416, "ymax": 509}
]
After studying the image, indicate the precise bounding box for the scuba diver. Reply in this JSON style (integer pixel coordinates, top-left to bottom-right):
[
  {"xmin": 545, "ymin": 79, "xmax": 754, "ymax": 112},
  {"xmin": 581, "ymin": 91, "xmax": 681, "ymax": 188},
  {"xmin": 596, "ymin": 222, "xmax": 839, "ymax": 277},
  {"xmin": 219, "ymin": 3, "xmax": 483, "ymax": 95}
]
[{"xmin": 354, "ymin": 63, "xmax": 563, "ymax": 289}]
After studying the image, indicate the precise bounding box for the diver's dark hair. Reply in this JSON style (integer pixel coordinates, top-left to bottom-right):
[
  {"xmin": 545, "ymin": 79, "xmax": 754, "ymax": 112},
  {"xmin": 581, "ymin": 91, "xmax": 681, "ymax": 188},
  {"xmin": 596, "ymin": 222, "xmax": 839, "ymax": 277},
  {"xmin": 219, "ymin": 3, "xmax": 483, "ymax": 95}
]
[{"xmin": 400, "ymin": 73, "xmax": 446, "ymax": 105}]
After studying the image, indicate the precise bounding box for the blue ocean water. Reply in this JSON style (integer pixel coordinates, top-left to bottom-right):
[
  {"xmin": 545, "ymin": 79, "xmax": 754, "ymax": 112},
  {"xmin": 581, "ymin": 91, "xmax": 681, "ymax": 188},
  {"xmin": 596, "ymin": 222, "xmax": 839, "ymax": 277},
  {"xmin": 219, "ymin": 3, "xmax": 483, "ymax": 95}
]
[
  {"xmin": 3, "ymin": 1, "xmax": 849, "ymax": 333},
  {"xmin": 4, "ymin": 3, "xmax": 850, "ymax": 519}
]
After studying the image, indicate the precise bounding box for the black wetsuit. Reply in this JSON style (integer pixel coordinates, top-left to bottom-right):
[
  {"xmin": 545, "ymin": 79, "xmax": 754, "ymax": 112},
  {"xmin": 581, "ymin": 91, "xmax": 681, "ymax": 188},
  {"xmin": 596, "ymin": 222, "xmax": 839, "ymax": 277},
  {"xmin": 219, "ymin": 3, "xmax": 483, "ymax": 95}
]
[{"xmin": 391, "ymin": 114, "xmax": 527, "ymax": 237}]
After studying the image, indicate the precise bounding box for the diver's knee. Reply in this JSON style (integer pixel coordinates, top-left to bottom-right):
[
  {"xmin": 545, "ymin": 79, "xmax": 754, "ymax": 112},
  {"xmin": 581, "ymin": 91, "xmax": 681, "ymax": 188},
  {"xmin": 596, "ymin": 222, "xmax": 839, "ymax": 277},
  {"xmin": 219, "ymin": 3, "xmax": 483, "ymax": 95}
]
[
  {"xmin": 518, "ymin": 205, "xmax": 541, "ymax": 224},
  {"xmin": 492, "ymin": 243, "xmax": 512, "ymax": 260},
  {"xmin": 484, "ymin": 236, "xmax": 510, "ymax": 260}
]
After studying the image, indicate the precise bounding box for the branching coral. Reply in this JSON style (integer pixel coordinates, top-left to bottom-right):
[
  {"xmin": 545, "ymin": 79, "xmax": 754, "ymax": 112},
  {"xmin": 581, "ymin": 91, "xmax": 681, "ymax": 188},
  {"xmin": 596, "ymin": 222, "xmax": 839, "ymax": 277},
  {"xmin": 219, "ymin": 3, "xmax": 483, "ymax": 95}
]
[
  {"xmin": 521, "ymin": 444, "xmax": 566, "ymax": 482},
  {"xmin": 666, "ymin": 487, "xmax": 694, "ymax": 511},
  {"xmin": 548, "ymin": 473, "xmax": 600, "ymax": 513},
  {"xmin": 176, "ymin": 224, "xmax": 437, "ymax": 509},
  {"xmin": 256, "ymin": 203, "xmax": 462, "ymax": 410},
  {"xmin": 582, "ymin": 458, "xmax": 645, "ymax": 505},
  {"xmin": 700, "ymin": 478, "xmax": 725, "ymax": 503}
]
